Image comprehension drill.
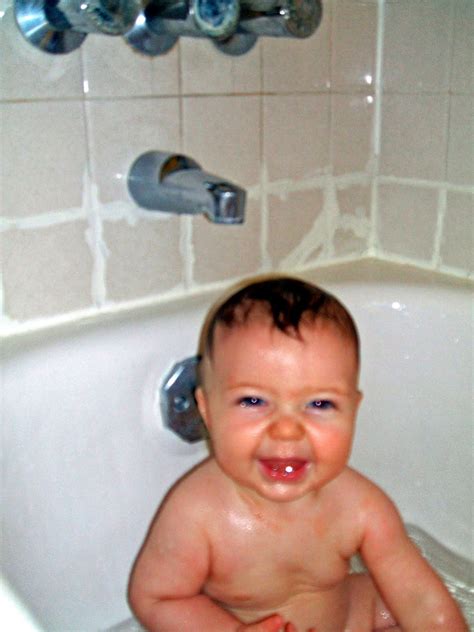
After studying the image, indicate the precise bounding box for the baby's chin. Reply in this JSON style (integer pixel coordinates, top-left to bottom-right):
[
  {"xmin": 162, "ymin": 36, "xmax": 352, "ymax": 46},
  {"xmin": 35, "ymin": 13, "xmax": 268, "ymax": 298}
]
[{"xmin": 235, "ymin": 475, "xmax": 322, "ymax": 506}]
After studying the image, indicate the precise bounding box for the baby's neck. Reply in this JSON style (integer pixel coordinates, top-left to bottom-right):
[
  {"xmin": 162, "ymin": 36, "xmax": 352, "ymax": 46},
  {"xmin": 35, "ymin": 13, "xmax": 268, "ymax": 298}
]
[{"xmin": 233, "ymin": 481, "xmax": 321, "ymax": 521}]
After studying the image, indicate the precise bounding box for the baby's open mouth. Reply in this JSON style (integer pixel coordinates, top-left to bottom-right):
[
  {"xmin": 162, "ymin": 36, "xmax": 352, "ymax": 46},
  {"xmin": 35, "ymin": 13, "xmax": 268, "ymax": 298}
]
[{"xmin": 259, "ymin": 458, "xmax": 308, "ymax": 481}]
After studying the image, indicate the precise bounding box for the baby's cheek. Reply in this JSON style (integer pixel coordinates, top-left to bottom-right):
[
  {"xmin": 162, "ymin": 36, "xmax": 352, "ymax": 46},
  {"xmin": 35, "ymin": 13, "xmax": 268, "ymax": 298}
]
[{"xmin": 317, "ymin": 426, "xmax": 353, "ymax": 460}]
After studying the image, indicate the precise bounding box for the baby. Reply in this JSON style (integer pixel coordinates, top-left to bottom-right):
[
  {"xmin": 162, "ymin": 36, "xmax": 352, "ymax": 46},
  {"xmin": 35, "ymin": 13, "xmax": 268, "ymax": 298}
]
[{"xmin": 128, "ymin": 276, "xmax": 467, "ymax": 632}]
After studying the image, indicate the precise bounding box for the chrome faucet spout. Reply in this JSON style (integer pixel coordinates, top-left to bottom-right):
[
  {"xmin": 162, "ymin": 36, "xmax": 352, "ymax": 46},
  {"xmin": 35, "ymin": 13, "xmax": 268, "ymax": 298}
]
[{"xmin": 127, "ymin": 151, "xmax": 246, "ymax": 225}]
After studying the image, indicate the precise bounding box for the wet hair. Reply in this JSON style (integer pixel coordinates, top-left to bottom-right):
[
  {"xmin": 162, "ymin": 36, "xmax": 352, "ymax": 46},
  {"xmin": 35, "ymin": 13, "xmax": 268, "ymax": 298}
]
[{"xmin": 198, "ymin": 275, "xmax": 359, "ymax": 367}]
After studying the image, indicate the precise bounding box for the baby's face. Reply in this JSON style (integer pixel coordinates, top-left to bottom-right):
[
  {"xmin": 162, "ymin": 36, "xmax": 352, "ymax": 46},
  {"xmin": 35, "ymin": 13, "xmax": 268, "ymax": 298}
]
[{"xmin": 196, "ymin": 317, "xmax": 361, "ymax": 504}]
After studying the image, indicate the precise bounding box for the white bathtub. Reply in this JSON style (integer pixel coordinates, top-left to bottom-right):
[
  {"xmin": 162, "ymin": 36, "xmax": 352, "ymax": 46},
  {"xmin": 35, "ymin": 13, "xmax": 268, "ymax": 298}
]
[{"xmin": 2, "ymin": 261, "xmax": 472, "ymax": 631}]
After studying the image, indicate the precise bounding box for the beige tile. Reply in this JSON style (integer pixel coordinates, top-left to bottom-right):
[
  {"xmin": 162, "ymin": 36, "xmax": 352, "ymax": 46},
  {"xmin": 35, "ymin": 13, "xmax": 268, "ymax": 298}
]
[
  {"xmin": 440, "ymin": 192, "xmax": 474, "ymax": 272},
  {"xmin": 379, "ymin": 94, "xmax": 449, "ymax": 181},
  {"xmin": 182, "ymin": 96, "xmax": 260, "ymax": 188},
  {"xmin": 447, "ymin": 95, "xmax": 473, "ymax": 187},
  {"xmin": 377, "ymin": 183, "xmax": 439, "ymax": 261},
  {"xmin": 263, "ymin": 95, "xmax": 330, "ymax": 182},
  {"xmin": 0, "ymin": 7, "xmax": 83, "ymax": 101},
  {"xmin": 181, "ymin": 38, "xmax": 261, "ymax": 95},
  {"xmin": 331, "ymin": 94, "xmax": 374, "ymax": 176},
  {"xmin": 86, "ymin": 98, "xmax": 180, "ymax": 205},
  {"xmin": 0, "ymin": 102, "xmax": 87, "ymax": 217},
  {"xmin": 450, "ymin": 1, "xmax": 473, "ymax": 94},
  {"xmin": 262, "ymin": 1, "xmax": 330, "ymax": 93},
  {"xmin": 103, "ymin": 216, "xmax": 182, "ymax": 302},
  {"xmin": 331, "ymin": 0, "xmax": 377, "ymax": 91},
  {"xmin": 81, "ymin": 33, "xmax": 179, "ymax": 98},
  {"xmin": 1, "ymin": 223, "xmax": 93, "ymax": 321},
  {"xmin": 267, "ymin": 189, "xmax": 324, "ymax": 266},
  {"xmin": 192, "ymin": 198, "xmax": 261, "ymax": 284},
  {"xmin": 383, "ymin": 1, "xmax": 453, "ymax": 93}
]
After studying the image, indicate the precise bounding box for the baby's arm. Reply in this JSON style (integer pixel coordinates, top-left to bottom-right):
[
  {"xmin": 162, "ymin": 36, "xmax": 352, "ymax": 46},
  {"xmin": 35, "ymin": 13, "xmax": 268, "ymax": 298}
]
[
  {"xmin": 359, "ymin": 488, "xmax": 468, "ymax": 631},
  {"xmin": 128, "ymin": 485, "xmax": 286, "ymax": 632}
]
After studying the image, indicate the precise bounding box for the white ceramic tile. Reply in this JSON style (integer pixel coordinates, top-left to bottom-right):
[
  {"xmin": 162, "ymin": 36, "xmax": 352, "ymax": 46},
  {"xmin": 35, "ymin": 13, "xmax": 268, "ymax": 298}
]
[
  {"xmin": 331, "ymin": 93, "xmax": 374, "ymax": 175},
  {"xmin": 379, "ymin": 94, "xmax": 449, "ymax": 181},
  {"xmin": 180, "ymin": 38, "xmax": 261, "ymax": 95},
  {"xmin": 263, "ymin": 94, "xmax": 330, "ymax": 182},
  {"xmin": 192, "ymin": 198, "xmax": 262, "ymax": 284},
  {"xmin": 81, "ymin": 33, "xmax": 179, "ymax": 98},
  {"xmin": 447, "ymin": 95, "xmax": 473, "ymax": 187},
  {"xmin": 262, "ymin": 1, "xmax": 330, "ymax": 93},
  {"xmin": 382, "ymin": 1, "xmax": 453, "ymax": 93},
  {"xmin": 331, "ymin": 0, "xmax": 377, "ymax": 91},
  {"xmin": 450, "ymin": 1, "xmax": 473, "ymax": 94},
  {"xmin": 86, "ymin": 98, "xmax": 180, "ymax": 205},
  {"xmin": 1, "ymin": 222, "xmax": 93, "ymax": 321},
  {"xmin": 440, "ymin": 192, "xmax": 474, "ymax": 272},
  {"xmin": 377, "ymin": 183, "xmax": 439, "ymax": 261},
  {"xmin": 267, "ymin": 189, "xmax": 324, "ymax": 266},
  {"xmin": 0, "ymin": 6, "xmax": 83, "ymax": 101},
  {"xmin": 0, "ymin": 102, "xmax": 87, "ymax": 217},
  {"xmin": 182, "ymin": 96, "xmax": 260, "ymax": 187},
  {"xmin": 103, "ymin": 217, "xmax": 182, "ymax": 302}
]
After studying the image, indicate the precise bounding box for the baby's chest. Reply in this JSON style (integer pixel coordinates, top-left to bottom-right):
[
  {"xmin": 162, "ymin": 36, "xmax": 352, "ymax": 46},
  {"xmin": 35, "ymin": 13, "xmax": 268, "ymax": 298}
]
[{"xmin": 205, "ymin": 519, "xmax": 349, "ymax": 605}]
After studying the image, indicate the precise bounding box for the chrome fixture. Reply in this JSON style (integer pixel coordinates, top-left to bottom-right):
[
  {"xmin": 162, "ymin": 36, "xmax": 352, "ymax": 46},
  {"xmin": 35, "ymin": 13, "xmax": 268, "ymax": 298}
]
[
  {"xmin": 14, "ymin": 0, "xmax": 142, "ymax": 54},
  {"xmin": 128, "ymin": 151, "xmax": 246, "ymax": 224},
  {"xmin": 15, "ymin": 0, "xmax": 322, "ymax": 56},
  {"xmin": 160, "ymin": 356, "xmax": 207, "ymax": 443},
  {"xmin": 125, "ymin": 0, "xmax": 241, "ymax": 56},
  {"xmin": 214, "ymin": 0, "xmax": 323, "ymax": 56}
]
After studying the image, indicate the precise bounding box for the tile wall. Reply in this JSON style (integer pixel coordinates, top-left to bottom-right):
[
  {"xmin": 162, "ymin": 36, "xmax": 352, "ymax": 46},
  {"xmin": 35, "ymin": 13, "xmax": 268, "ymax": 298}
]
[{"xmin": 0, "ymin": 0, "xmax": 472, "ymax": 335}]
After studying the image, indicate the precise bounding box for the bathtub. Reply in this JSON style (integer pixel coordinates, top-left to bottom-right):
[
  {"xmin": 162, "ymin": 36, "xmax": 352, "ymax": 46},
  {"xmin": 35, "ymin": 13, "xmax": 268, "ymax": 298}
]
[{"xmin": 2, "ymin": 260, "xmax": 472, "ymax": 631}]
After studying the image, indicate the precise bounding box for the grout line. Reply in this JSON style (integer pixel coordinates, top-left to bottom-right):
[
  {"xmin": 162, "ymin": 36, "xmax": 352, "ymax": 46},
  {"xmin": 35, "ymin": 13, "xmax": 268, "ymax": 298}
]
[
  {"xmin": 82, "ymin": 93, "xmax": 108, "ymax": 308},
  {"xmin": 9, "ymin": 87, "xmax": 471, "ymax": 108},
  {"xmin": 2, "ymin": 174, "xmax": 471, "ymax": 234},
  {"xmin": 0, "ymin": 208, "xmax": 88, "ymax": 231},
  {"xmin": 368, "ymin": 0, "xmax": 385, "ymax": 254},
  {"xmin": 176, "ymin": 41, "xmax": 194, "ymax": 288},
  {"xmin": 432, "ymin": 187, "xmax": 447, "ymax": 270},
  {"xmin": 260, "ymin": 164, "xmax": 271, "ymax": 272},
  {"xmin": 180, "ymin": 216, "xmax": 195, "ymax": 288},
  {"xmin": 376, "ymin": 176, "xmax": 473, "ymax": 192}
]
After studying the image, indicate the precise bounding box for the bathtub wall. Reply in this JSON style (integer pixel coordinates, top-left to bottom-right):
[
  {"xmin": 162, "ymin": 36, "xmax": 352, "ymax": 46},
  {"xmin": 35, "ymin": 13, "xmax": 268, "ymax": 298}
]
[{"xmin": 1, "ymin": 0, "xmax": 473, "ymax": 335}]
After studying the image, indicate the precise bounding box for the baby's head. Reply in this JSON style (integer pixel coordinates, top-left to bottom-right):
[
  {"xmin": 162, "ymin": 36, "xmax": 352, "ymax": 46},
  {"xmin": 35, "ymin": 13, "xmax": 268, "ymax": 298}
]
[
  {"xmin": 196, "ymin": 276, "xmax": 362, "ymax": 501},
  {"xmin": 199, "ymin": 275, "xmax": 359, "ymax": 376}
]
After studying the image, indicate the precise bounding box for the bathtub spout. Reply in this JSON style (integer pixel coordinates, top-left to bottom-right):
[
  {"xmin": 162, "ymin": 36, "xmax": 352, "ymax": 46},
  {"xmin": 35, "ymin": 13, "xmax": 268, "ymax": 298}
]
[{"xmin": 128, "ymin": 151, "xmax": 246, "ymax": 224}]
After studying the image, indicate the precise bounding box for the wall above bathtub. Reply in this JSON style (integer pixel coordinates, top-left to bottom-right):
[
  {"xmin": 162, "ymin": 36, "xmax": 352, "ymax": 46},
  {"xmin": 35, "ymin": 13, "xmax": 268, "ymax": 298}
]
[{"xmin": 1, "ymin": 0, "xmax": 473, "ymax": 337}]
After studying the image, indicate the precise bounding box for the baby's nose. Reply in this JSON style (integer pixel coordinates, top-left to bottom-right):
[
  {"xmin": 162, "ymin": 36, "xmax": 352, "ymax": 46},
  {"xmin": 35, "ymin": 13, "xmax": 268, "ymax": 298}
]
[{"xmin": 268, "ymin": 416, "xmax": 305, "ymax": 441}]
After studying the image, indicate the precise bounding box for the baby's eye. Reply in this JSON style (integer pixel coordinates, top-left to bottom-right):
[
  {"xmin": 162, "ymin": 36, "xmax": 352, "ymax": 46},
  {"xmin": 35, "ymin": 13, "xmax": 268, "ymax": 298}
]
[
  {"xmin": 238, "ymin": 396, "xmax": 266, "ymax": 408},
  {"xmin": 306, "ymin": 399, "xmax": 335, "ymax": 411}
]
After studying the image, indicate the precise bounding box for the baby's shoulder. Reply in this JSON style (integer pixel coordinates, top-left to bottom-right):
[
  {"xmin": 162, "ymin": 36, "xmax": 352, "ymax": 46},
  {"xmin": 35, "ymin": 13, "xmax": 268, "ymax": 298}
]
[
  {"xmin": 337, "ymin": 467, "xmax": 401, "ymax": 523},
  {"xmin": 163, "ymin": 457, "xmax": 227, "ymax": 511},
  {"xmin": 332, "ymin": 467, "xmax": 396, "ymax": 510}
]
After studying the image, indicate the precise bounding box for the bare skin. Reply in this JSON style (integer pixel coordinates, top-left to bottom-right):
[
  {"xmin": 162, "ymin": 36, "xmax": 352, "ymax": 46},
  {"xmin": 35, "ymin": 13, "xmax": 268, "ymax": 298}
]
[{"xmin": 129, "ymin": 318, "xmax": 467, "ymax": 632}]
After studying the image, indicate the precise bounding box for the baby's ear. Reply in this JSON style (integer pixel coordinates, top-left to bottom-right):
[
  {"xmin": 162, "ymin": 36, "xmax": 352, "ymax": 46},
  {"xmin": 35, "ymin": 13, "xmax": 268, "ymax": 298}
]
[{"xmin": 195, "ymin": 387, "xmax": 210, "ymax": 429}]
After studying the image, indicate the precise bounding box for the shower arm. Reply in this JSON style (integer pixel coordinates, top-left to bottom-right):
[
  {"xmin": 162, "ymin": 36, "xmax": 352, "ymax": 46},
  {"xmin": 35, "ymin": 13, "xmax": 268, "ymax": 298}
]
[{"xmin": 15, "ymin": 0, "xmax": 322, "ymax": 56}]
